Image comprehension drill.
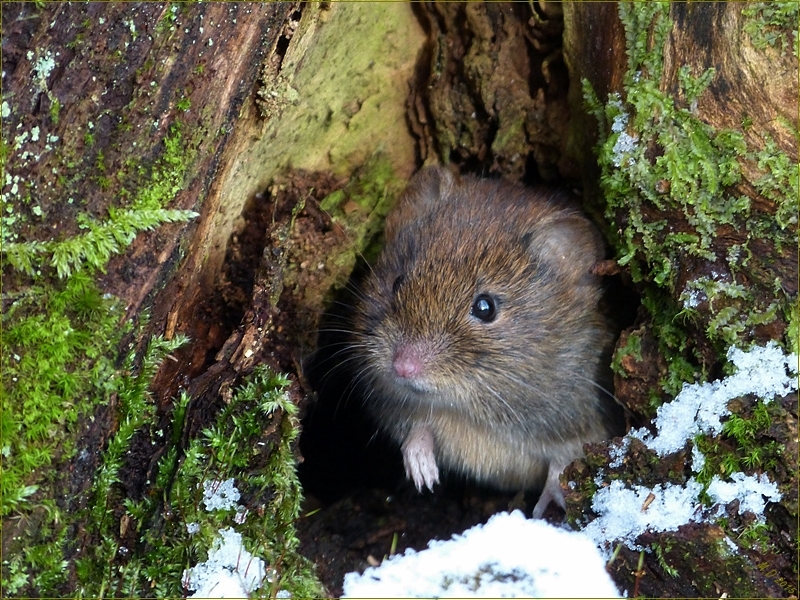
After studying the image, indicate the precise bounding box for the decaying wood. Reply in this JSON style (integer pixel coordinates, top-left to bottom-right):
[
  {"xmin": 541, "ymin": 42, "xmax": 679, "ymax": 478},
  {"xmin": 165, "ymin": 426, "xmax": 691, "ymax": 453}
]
[
  {"xmin": 3, "ymin": 1, "xmax": 797, "ymax": 597},
  {"xmin": 562, "ymin": 3, "xmax": 798, "ymax": 596},
  {"xmin": 410, "ymin": 2, "xmax": 572, "ymax": 181}
]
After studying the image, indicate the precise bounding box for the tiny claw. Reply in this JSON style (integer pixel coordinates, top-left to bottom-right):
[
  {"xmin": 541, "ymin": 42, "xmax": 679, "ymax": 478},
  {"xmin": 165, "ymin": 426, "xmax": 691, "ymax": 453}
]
[{"xmin": 401, "ymin": 426, "xmax": 439, "ymax": 492}]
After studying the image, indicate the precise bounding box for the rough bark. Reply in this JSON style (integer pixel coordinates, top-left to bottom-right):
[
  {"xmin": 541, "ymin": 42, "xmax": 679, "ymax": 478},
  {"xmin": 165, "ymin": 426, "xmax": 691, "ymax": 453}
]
[
  {"xmin": 2, "ymin": 2, "xmax": 422, "ymax": 596},
  {"xmin": 410, "ymin": 1, "xmax": 572, "ymax": 181},
  {"xmin": 562, "ymin": 3, "xmax": 798, "ymax": 596}
]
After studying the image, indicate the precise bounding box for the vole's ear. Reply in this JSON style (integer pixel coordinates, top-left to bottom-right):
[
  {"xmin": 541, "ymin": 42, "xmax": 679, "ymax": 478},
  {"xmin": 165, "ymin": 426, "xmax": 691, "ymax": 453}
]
[
  {"xmin": 526, "ymin": 214, "xmax": 605, "ymax": 283},
  {"xmin": 384, "ymin": 165, "xmax": 455, "ymax": 241}
]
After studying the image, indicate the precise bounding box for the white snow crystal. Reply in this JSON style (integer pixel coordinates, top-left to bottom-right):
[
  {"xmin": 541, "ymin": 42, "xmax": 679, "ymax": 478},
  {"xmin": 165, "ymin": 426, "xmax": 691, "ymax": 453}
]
[
  {"xmin": 202, "ymin": 478, "xmax": 240, "ymax": 511},
  {"xmin": 608, "ymin": 437, "xmax": 631, "ymax": 468},
  {"xmin": 706, "ymin": 472, "xmax": 782, "ymax": 522},
  {"xmin": 611, "ymin": 111, "xmax": 629, "ymax": 133},
  {"xmin": 587, "ymin": 343, "xmax": 793, "ymax": 555},
  {"xmin": 630, "ymin": 342, "xmax": 797, "ymax": 457},
  {"xmin": 691, "ymin": 443, "xmax": 706, "ymax": 473},
  {"xmin": 584, "ymin": 471, "xmax": 781, "ymax": 558},
  {"xmin": 612, "ymin": 131, "xmax": 638, "ymax": 167},
  {"xmin": 584, "ymin": 479, "xmax": 704, "ymax": 556},
  {"xmin": 342, "ymin": 510, "xmax": 620, "ymax": 598},
  {"xmin": 183, "ymin": 528, "xmax": 266, "ymax": 598}
]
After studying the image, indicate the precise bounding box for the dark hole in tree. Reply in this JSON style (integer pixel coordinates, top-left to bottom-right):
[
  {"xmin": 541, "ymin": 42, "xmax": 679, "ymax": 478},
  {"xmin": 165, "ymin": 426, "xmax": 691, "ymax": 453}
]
[{"xmin": 299, "ymin": 261, "xmax": 405, "ymax": 504}]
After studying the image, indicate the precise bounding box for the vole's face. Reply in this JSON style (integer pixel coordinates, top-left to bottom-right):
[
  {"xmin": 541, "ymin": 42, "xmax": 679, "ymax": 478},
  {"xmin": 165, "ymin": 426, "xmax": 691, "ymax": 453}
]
[{"xmin": 354, "ymin": 211, "xmax": 557, "ymax": 408}]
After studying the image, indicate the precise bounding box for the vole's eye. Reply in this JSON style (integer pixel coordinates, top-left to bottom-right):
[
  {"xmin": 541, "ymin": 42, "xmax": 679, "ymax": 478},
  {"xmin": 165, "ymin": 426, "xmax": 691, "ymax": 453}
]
[
  {"xmin": 392, "ymin": 275, "xmax": 405, "ymax": 295},
  {"xmin": 471, "ymin": 294, "xmax": 497, "ymax": 322}
]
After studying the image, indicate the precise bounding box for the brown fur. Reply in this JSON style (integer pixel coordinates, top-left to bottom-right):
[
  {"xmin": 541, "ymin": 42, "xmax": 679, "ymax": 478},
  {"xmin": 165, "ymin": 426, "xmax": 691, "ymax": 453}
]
[{"xmin": 351, "ymin": 165, "xmax": 620, "ymax": 493}]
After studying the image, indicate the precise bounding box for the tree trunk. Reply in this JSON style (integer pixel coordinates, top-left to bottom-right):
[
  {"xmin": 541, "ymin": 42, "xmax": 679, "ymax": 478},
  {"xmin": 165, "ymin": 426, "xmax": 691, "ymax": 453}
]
[
  {"xmin": 2, "ymin": 1, "xmax": 797, "ymax": 597},
  {"xmin": 2, "ymin": 2, "xmax": 422, "ymax": 596},
  {"xmin": 562, "ymin": 2, "xmax": 798, "ymax": 596}
]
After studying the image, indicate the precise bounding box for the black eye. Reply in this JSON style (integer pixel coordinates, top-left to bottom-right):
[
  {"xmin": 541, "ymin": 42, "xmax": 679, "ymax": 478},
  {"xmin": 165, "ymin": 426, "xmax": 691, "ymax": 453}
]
[
  {"xmin": 392, "ymin": 275, "xmax": 405, "ymax": 295},
  {"xmin": 471, "ymin": 294, "xmax": 497, "ymax": 322}
]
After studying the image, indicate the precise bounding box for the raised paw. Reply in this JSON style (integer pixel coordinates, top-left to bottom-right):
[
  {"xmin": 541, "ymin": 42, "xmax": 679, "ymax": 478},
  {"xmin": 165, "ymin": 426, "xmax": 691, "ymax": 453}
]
[{"xmin": 401, "ymin": 426, "xmax": 439, "ymax": 492}]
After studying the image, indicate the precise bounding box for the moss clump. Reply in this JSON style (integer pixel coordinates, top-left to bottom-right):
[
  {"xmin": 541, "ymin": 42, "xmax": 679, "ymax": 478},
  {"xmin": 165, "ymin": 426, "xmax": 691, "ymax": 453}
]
[
  {"xmin": 1, "ymin": 108, "xmax": 200, "ymax": 593},
  {"xmin": 584, "ymin": 2, "xmax": 797, "ymax": 392},
  {"xmin": 579, "ymin": 6, "xmax": 798, "ymax": 585},
  {"xmin": 75, "ymin": 366, "xmax": 322, "ymax": 598},
  {"xmin": 694, "ymin": 399, "xmax": 784, "ymax": 486},
  {"xmin": 610, "ymin": 327, "xmax": 643, "ymax": 378},
  {"xmin": 742, "ymin": 2, "xmax": 799, "ymax": 55}
]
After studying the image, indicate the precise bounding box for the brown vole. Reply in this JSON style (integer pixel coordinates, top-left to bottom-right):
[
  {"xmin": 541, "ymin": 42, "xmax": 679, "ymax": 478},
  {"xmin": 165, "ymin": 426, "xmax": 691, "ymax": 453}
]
[{"xmin": 351, "ymin": 166, "xmax": 621, "ymax": 517}]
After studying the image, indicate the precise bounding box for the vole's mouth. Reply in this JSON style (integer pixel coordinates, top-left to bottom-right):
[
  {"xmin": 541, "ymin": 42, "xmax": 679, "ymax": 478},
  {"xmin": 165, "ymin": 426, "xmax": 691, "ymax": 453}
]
[
  {"xmin": 373, "ymin": 362, "xmax": 437, "ymax": 395},
  {"xmin": 393, "ymin": 373, "xmax": 436, "ymax": 394}
]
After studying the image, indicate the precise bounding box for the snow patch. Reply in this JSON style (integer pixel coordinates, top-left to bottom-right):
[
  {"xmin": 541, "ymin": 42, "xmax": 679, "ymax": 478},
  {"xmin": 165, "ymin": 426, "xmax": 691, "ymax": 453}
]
[
  {"xmin": 629, "ymin": 342, "xmax": 797, "ymax": 456},
  {"xmin": 201, "ymin": 478, "xmax": 240, "ymax": 511},
  {"xmin": 707, "ymin": 472, "xmax": 782, "ymax": 521},
  {"xmin": 183, "ymin": 528, "xmax": 266, "ymax": 598},
  {"xmin": 342, "ymin": 510, "xmax": 620, "ymax": 598},
  {"xmin": 584, "ymin": 479, "xmax": 704, "ymax": 554}
]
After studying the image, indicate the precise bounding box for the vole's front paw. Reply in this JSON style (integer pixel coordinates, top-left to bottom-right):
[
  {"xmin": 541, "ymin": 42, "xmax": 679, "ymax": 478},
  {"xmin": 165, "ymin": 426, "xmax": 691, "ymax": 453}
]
[{"xmin": 401, "ymin": 426, "xmax": 439, "ymax": 492}]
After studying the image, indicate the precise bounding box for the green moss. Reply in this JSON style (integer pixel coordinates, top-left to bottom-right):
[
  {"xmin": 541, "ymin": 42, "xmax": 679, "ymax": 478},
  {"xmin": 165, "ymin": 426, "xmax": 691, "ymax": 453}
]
[
  {"xmin": 742, "ymin": 2, "xmax": 799, "ymax": 55},
  {"xmin": 49, "ymin": 98, "xmax": 61, "ymax": 125},
  {"xmin": 2, "ymin": 109, "xmax": 202, "ymax": 594},
  {"xmin": 75, "ymin": 366, "xmax": 322, "ymax": 598},
  {"xmin": 318, "ymin": 152, "xmax": 404, "ymax": 268},
  {"xmin": 652, "ymin": 542, "xmax": 679, "ymax": 578},
  {"xmin": 584, "ymin": 1, "xmax": 797, "ymax": 379},
  {"xmin": 0, "ymin": 273, "xmax": 132, "ymax": 593},
  {"xmin": 693, "ymin": 398, "xmax": 784, "ymax": 491},
  {"xmin": 610, "ymin": 329, "xmax": 643, "ymax": 378},
  {"xmin": 155, "ymin": 3, "xmax": 181, "ymax": 35},
  {"xmin": 3, "ymin": 123, "xmax": 198, "ymax": 279},
  {"xmin": 175, "ymin": 95, "xmax": 191, "ymax": 112}
]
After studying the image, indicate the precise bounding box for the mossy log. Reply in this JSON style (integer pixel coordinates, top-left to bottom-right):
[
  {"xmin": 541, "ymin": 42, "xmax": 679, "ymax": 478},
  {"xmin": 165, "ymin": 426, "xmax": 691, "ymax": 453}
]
[
  {"xmin": 2, "ymin": 2, "xmax": 422, "ymax": 596},
  {"xmin": 561, "ymin": 3, "xmax": 798, "ymax": 597},
  {"xmin": 2, "ymin": 1, "xmax": 797, "ymax": 597}
]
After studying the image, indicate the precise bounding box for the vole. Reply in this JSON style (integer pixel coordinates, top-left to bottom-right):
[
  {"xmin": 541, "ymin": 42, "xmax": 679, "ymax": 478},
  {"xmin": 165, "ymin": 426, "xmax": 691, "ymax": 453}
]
[{"xmin": 350, "ymin": 165, "xmax": 622, "ymax": 517}]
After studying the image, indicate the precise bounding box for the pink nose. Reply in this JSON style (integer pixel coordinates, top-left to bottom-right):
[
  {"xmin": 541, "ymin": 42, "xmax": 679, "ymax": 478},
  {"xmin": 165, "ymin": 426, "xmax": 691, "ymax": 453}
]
[{"xmin": 393, "ymin": 344, "xmax": 425, "ymax": 379}]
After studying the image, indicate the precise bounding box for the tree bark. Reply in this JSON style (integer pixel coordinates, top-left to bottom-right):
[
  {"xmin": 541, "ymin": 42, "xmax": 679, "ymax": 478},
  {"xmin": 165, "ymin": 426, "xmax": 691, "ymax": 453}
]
[
  {"xmin": 2, "ymin": 2, "xmax": 422, "ymax": 596},
  {"xmin": 3, "ymin": 1, "xmax": 797, "ymax": 597},
  {"xmin": 562, "ymin": 3, "xmax": 798, "ymax": 596}
]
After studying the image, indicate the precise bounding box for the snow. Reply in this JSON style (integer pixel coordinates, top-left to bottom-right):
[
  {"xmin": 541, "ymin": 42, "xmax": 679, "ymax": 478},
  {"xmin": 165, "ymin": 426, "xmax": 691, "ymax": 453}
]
[
  {"xmin": 202, "ymin": 478, "xmax": 240, "ymax": 511},
  {"xmin": 182, "ymin": 479, "xmax": 277, "ymax": 598},
  {"xmin": 610, "ymin": 109, "xmax": 638, "ymax": 167},
  {"xmin": 612, "ymin": 130, "xmax": 638, "ymax": 168},
  {"xmin": 584, "ymin": 471, "xmax": 783, "ymax": 560},
  {"xmin": 584, "ymin": 343, "xmax": 794, "ymax": 557},
  {"xmin": 583, "ymin": 479, "xmax": 704, "ymax": 554},
  {"xmin": 629, "ymin": 341, "xmax": 797, "ymax": 457},
  {"xmin": 608, "ymin": 437, "xmax": 630, "ymax": 468},
  {"xmin": 342, "ymin": 510, "xmax": 621, "ymax": 598},
  {"xmin": 707, "ymin": 472, "xmax": 782, "ymax": 521},
  {"xmin": 183, "ymin": 527, "xmax": 267, "ymax": 598}
]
